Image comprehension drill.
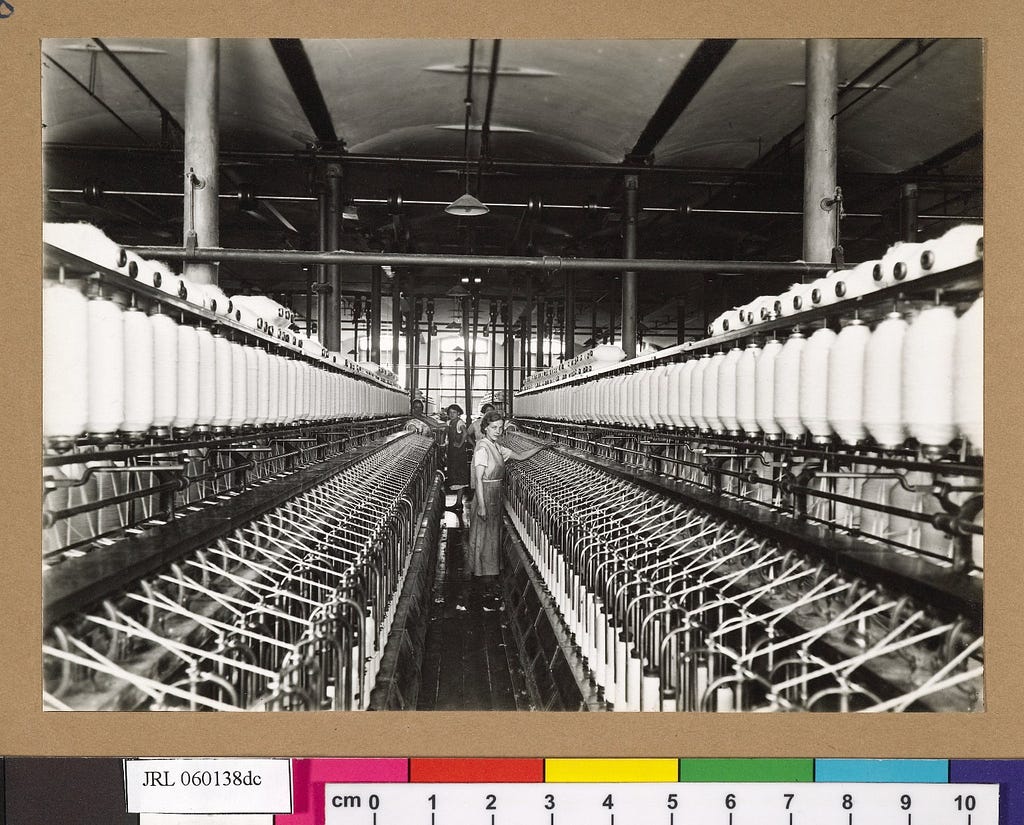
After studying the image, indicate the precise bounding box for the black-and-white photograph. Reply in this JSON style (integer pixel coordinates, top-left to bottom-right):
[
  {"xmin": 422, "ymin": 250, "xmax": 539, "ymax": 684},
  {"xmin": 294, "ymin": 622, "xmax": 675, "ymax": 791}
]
[{"xmin": 41, "ymin": 38, "xmax": 982, "ymax": 712}]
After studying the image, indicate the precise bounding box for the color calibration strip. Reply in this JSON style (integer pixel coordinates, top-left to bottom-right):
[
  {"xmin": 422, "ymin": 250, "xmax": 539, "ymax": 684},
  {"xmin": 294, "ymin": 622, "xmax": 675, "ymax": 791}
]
[{"xmin": 274, "ymin": 759, "xmax": 1020, "ymax": 825}]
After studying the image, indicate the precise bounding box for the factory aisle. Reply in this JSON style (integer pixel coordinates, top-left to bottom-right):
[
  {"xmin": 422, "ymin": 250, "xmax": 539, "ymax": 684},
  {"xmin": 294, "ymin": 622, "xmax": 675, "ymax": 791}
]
[{"xmin": 417, "ymin": 501, "xmax": 531, "ymax": 710}]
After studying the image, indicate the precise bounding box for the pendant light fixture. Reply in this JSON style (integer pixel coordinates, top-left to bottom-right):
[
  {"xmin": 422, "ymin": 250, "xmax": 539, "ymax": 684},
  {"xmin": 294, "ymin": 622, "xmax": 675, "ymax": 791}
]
[{"xmin": 445, "ymin": 39, "xmax": 490, "ymax": 217}]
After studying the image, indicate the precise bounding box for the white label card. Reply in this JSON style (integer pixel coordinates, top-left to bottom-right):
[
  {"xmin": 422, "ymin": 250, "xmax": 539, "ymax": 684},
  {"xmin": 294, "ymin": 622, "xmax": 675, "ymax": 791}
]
[{"xmin": 124, "ymin": 758, "xmax": 293, "ymax": 814}]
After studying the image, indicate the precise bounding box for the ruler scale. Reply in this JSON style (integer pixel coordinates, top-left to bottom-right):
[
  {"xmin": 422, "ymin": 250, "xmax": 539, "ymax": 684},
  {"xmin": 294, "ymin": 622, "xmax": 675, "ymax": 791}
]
[
  {"xmin": 320, "ymin": 782, "xmax": 998, "ymax": 825},
  {"xmin": 112, "ymin": 758, "xmax": 1022, "ymax": 824}
]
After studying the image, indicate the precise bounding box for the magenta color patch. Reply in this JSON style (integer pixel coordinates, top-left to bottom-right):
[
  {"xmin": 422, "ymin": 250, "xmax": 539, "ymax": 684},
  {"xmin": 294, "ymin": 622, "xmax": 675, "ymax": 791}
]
[{"xmin": 276, "ymin": 759, "xmax": 408, "ymax": 825}]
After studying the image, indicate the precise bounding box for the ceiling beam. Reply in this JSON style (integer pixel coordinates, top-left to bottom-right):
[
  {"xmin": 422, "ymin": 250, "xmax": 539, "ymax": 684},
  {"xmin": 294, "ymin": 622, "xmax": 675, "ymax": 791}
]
[
  {"xmin": 92, "ymin": 38, "xmax": 184, "ymax": 137},
  {"xmin": 747, "ymin": 39, "xmax": 937, "ymax": 173},
  {"xmin": 42, "ymin": 52, "xmax": 147, "ymax": 144},
  {"xmin": 902, "ymin": 130, "xmax": 982, "ymax": 178},
  {"xmin": 627, "ymin": 39, "xmax": 737, "ymax": 160},
  {"xmin": 269, "ymin": 38, "xmax": 340, "ymax": 148}
]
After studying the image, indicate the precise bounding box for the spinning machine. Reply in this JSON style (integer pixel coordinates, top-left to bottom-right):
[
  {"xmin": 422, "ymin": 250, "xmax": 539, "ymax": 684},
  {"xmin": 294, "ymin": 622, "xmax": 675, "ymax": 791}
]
[
  {"xmin": 41, "ymin": 222, "xmax": 983, "ymax": 713},
  {"xmin": 509, "ymin": 224, "xmax": 983, "ymax": 712}
]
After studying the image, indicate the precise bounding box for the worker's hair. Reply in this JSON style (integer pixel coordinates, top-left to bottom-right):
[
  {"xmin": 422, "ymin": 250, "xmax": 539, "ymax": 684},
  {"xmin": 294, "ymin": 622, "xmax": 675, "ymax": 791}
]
[
  {"xmin": 479, "ymin": 409, "xmax": 505, "ymax": 432},
  {"xmin": 480, "ymin": 403, "xmax": 495, "ymax": 414},
  {"xmin": 446, "ymin": 404, "xmax": 464, "ymax": 416}
]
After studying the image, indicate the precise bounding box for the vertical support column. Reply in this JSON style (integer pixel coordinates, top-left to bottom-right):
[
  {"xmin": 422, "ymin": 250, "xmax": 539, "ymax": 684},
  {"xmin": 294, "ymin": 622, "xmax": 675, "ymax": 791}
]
[
  {"xmin": 304, "ymin": 268, "xmax": 313, "ymax": 335},
  {"xmin": 900, "ymin": 182, "xmax": 919, "ymax": 243},
  {"xmin": 461, "ymin": 296, "xmax": 473, "ymax": 419},
  {"xmin": 676, "ymin": 295, "xmax": 686, "ymax": 345},
  {"xmin": 424, "ymin": 299, "xmax": 435, "ymax": 407},
  {"xmin": 536, "ymin": 297, "xmax": 546, "ymax": 371},
  {"xmin": 370, "ymin": 266, "xmax": 382, "ymax": 364},
  {"xmin": 317, "ymin": 182, "xmax": 329, "ymax": 339},
  {"xmin": 324, "ymin": 163, "xmax": 343, "ymax": 351},
  {"xmin": 407, "ymin": 294, "xmax": 418, "ymax": 397},
  {"xmin": 621, "ymin": 174, "xmax": 640, "ymax": 358},
  {"xmin": 183, "ymin": 38, "xmax": 220, "ymax": 286},
  {"xmin": 391, "ymin": 270, "xmax": 401, "ymax": 377},
  {"xmin": 503, "ymin": 301, "xmax": 514, "ymax": 416},
  {"xmin": 564, "ymin": 272, "xmax": 576, "ymax": 360},
  {"xmin": 802, "ymin": 38, "xmax": 839, "ymax": 264}
]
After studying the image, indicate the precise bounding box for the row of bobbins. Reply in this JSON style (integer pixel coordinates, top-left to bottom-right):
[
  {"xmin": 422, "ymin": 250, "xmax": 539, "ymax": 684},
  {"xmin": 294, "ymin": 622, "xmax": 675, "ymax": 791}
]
[
  {"xmin": 43, "ymin": 277, "xmax": 405, "ymax": 450},
  {"xmin": 709, "ymin": 223, "xmax": 983, "ymax": 335},
  {"xmin": 518, "ymin": 294, "xmax": 983, "ymax": 457}
]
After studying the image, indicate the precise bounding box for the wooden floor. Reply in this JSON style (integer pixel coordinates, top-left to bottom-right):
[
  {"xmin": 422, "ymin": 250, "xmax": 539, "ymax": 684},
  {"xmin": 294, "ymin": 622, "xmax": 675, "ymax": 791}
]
[{"xmin": 417, "ymin": 499, "xmax": 532, "ymax": 711}]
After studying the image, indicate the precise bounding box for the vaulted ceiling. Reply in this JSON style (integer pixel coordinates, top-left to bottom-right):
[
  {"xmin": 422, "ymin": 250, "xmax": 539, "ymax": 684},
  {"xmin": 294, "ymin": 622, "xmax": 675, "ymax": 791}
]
[{"xmin": 42, "ymin": 37, "xmax": 982, "ymax": 340}]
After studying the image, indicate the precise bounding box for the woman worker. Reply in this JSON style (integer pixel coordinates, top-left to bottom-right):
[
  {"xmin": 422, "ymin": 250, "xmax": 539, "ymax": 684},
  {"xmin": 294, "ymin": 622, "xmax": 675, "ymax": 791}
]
[
  {"xmin": 466, "ymin": 410, "xmax": 553, "ymax": 605},
  {"xmin": 444, "ymin": 404, "xmax": 470, "ymax": 521}
]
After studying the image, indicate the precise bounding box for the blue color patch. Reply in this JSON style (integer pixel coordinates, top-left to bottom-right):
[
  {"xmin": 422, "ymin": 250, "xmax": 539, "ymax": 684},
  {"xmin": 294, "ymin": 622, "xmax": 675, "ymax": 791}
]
[
  {"xmin": 815, "ymin": 759, "xmax": 949, "ymax": 783},
  {"xmin": 950, "ymin": 760, "xmax": 1024, "ymax": 825}
]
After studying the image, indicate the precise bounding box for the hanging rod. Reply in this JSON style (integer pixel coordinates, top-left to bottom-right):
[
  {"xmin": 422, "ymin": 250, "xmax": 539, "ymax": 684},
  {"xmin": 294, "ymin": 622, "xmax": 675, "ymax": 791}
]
[
  {"xmin": 48, "ymin": 188, "xmax": 982, "ymax": 222},
  {"xmin": 126, "ymin": 245, "xmax": 844, "ymax": 275}
]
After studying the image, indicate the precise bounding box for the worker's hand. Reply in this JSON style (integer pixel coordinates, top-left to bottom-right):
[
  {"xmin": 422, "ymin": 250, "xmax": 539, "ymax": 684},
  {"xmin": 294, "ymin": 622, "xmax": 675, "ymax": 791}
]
[{"xmin": 477, "ymin": 506, "xmax": 487, "ymax": 520}]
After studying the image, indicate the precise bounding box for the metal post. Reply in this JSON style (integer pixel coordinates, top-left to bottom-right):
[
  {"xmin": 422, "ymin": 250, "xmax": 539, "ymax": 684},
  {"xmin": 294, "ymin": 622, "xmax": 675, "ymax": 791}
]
[
  {"xmin": 370, "ymin": 266, "xmax": 382, "ymax": 364},
  {"xmin": 424, "ymin": 298, "xmax": 434, "ymax": 406},
  {"xmin": 317, "ymin": 182, "xmax": 329, "ymax": 339},
  {"xmin": 407, "ymin": 294, "xmax": 417, "ymax": 396},
  {"xmin": 676, "ymin": 296, "xmax": 686, "ymax": 345},
  {"xmin": 503, "ymin": 301, "xmax": 513, "ymax": 415},
  {"xmin": 564, "ymin": 272, "xmax": 576, "ymax": 360},
  {"xmin": 622, "ymin": 174, "xmax": 640, "ymax": 358},
  {"xmin": 325, "ymin": 163, "xmax": 343, "ymax": 351},
  {"xmin": 183, "ymin": 38, "xmax": 219, "ymax": 286},
  {"xmin": 391, "ymin": 271, "xmax": 401, "ymax": 376},
  {"xmin": 536, "ymin": 297, "xmax": 546, "ymax": 370},
  {"xmin": 489, "ymin": 300, "xmax": 498, "ymax": 403},
  {"xmin": 900, "ymin": 182, "xmax": 919, "ymax": 243},
  {"xmin": 304, "ymin": 268, "xmax": 312, "ymax": 334},
  {"xmin": 461, "ymin": 296, "xmax": 473, "ymax": 419},
  {"xmin": 803, "ymin": 38, "xmax": 839, "ymax": 264}
]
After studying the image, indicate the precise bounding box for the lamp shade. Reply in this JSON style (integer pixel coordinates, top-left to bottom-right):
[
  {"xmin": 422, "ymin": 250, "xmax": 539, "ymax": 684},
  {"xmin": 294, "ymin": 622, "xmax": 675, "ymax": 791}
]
[{"xmin": 444, "ymin": 192, "xmax": 490, "ymax": 216}]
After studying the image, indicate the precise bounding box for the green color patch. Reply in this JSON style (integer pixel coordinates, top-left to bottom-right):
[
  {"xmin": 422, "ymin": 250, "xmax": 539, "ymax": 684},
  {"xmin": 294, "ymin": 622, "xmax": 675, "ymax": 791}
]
[{"xmin": 678, "ymin": 759, "xmax": 814, "ymax": 783}]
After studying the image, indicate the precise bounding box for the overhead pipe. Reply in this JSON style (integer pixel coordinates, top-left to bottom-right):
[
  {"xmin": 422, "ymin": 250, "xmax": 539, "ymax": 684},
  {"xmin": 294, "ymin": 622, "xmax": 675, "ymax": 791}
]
[
  {"xmin": 44, "ymin": 143, "xmax": 983, "ymax": 188},
  {"xmin": 621, "ymin": 174, "xmax": 640, "ymax": 358},
  {"xmin": 182, "ymin": 38, "xmax": 220, "ymax": 286},
  {"xmin": 802, "ymin": 39, "xmax": 839, "ymax": 264},
  {"xmin": 129, "ymin": 245, "xmax": 841, "ymax": 276},
  {"xmin": 50, "ymin": 187, "xmax": 979, "ymax": 222}
]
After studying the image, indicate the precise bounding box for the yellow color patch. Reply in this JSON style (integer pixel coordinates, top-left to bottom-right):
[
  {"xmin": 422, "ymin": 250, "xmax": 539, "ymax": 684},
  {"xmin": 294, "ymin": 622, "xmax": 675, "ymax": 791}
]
[{"xmin": 545, "ymin": 760, "xmax": 678, "ymax": 783}]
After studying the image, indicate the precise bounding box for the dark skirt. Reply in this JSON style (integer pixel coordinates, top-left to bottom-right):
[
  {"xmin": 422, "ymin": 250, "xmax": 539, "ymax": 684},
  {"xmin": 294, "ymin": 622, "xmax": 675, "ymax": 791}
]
[
  {"xmin": 446, "ymin": 444, "xmax": 470, "ymax": 487},
  {"xmin": 466, "ymin": 480, "xmax": 503, "ymax": 576}
]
